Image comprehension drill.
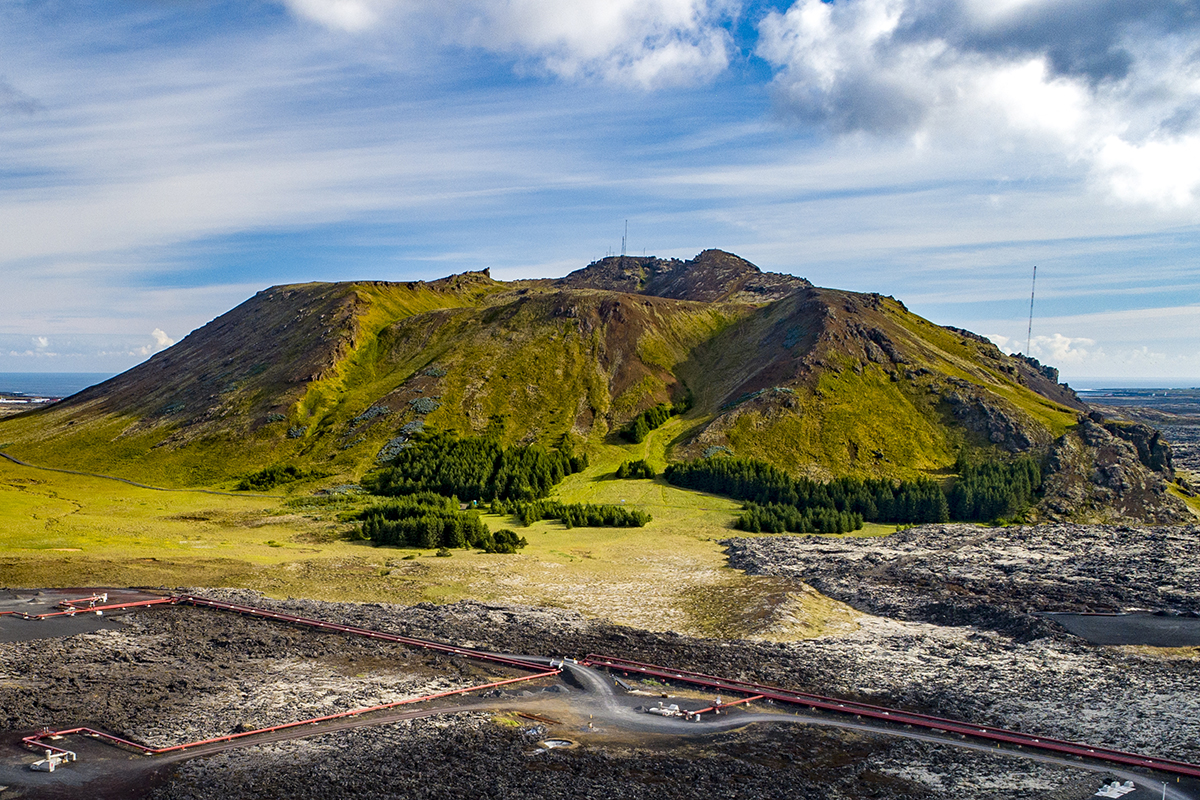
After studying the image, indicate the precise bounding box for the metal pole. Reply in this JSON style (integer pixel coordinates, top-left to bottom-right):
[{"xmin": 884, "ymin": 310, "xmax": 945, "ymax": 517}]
[{"xmin": 1026, "ymin": 265, "xmax": 1037, "ymax": 355}]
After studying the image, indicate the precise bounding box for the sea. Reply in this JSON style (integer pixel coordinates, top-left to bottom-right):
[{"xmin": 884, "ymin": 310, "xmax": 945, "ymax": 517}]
[
  {"xmin": 0, "ymin": 372, "xmax": 116, "ymax": 398},
  {"xmin": 1071, "ymin": 378, "xmax": 1200, "ymax": 391}
]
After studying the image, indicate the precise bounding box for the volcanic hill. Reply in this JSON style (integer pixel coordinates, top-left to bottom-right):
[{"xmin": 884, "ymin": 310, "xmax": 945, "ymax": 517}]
[{"xmin": 0, "ymin": 250, "xmax": 1189, "ymax": 522}]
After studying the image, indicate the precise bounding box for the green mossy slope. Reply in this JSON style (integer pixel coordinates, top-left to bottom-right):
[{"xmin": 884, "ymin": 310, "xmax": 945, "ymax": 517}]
[{"xmin": 0, "ymin": 255, "xmax": 1086, "ymax": 489}]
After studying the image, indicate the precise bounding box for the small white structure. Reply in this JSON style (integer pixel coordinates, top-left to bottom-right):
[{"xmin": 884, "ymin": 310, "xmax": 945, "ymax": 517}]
[
  {"xmin": 1095, "ymin": 780, "xmax": 1136, "ymax": 798},
  {"xmin": 30, "ymin": 749, "xmax": 77, "ymax": 772},
  {"xmin": 646, "ymin": 702, "xmax": 683, "ymax": 717}
]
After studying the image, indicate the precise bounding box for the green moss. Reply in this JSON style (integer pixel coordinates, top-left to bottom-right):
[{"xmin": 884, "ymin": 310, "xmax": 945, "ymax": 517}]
[
  {"xmin": 610, "ymin": 376, "xmax": 666, "ymax": 417},
  {"xmin": 881, "ymin": 299, "xmax": 1078, "ymax": 438},
  {"xmin": 727, "ymin": 365, "xmax": 957, "ymax": 479},
  {"xmin": 1168, "ymin": 484, "xmax": 1200, "ymax": 518}
]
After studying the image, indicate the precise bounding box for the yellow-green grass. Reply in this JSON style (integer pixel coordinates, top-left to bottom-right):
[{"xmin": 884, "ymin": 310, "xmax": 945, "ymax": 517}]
[
  {"xmin": 0, "ymin": 454, "xmax": 866, "ymax": 641},
  {"xmin": 1121, "ymin": 645, "xmax": 1200, "ymax": 660},
  {"xmin": 293, "ymin": 288, "xmax": 742, "ymax": 462},
  {"xmin": 1168, "ymin": 484, "xmax": 1200, "ymax": 518},
  {"xmin": 884, "ymin": 302, "xmax": 1078, "ymax": 438},
  {"xmin": 727, "ymin": 365, "xmax": 959, "ymax": 480},
  {"xmin": 292, "ymin": 280, "xmax": 505, "ymax": 431},
  {"xmin": 0, "ymin": 457, "xmax": 341, "ymax": 564},
  {"xmin": 0, "ymin": 413, "xmax": 360, "ymax": 492}
]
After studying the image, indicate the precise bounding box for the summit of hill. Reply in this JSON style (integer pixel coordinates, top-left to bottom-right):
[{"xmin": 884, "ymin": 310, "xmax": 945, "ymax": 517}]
[{"xmin": 557, "ymin": 249, "xmax": 810, "ymax": 303}]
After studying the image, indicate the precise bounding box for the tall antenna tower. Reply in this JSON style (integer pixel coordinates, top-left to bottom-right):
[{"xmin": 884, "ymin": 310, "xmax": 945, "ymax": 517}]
[
  {"xmin": 621, "ymin": 220, "xmax": 628, "ymax": 256},
  {"xmin": 1026, "ymin": 265, "xmax": 1037, "ymax": 355}
]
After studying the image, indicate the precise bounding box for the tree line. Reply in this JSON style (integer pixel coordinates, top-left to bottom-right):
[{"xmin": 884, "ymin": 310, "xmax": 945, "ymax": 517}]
[
  {"xmin": 948, "ymin": 454, "xmax": 1041, "ymax": 522},
  {"xmin": 490, "ymin": 498, "xmax": 651, "ymax": 528},
  {"xmin": 365, "ymin": 429, "xmax": 587, "ymax": 502},
  {"xmin": 666, "ymin": 453, "xmax": 1042, "ymax": 530},
  {"xmin": 237, "ymin": 464, "xmax": 317, "ymax": 491},
  {"xmin": 735, "ymin": 503, "xmax": 863, "ymax": 534},
  {"xmin": 663, "ymin": 457, "xmax": 948, "ymax": 525},
  {"xmin": 357, "ymin": 492, "xmax": 528, "ymax": 553}
]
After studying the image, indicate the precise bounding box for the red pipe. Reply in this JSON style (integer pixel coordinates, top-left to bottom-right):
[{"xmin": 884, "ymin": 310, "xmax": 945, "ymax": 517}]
[
  {"xmin": 23, "ymin": 669, "xmax": 560, "ymax": 756},
  {"xmin": 1, "ymin": 597, "xmax": 176, "ymax": 620},
  {"xmin": 690, "ymin": 694, "xmax": 764, "ymax": 716},
  {"xmin": 583, "ymin": 654, "xmax": 1200, "ymax": 779},
  {"xmin": 57, "ymin": 595, "xmax": 108, "ymax": 608},
  {"xmin": 21, "ymin": 594, "xmax": 566, "ymax": 759}
]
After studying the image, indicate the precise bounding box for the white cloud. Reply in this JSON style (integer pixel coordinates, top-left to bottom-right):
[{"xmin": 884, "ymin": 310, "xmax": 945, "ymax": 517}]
[
  {"xmin": 757, "ymin": 0, "xmax": 1200, "ymax": 209},
  {"xmin": 284, "ymin": 0, "xmax": 393, "ymax": 32},
  {"xmin": 1031, "ymin": 332, "xmax": 1098, "ymax": 365},
  {"xmin": 982, "ymin": 332, "xmax": 1098, "ymax": 363},
  {"xmin": 0, "ymin": 332, "xmax": 188, "ymax": 372},
  {"xmin": 136, "ymin": 328, "xmax": 176, "ymax": 356},
  {"xmin": 151, "ymin": 328, "xmax": 174, "ymax": 349},
  {"xmin": 1097, "ymin": 134, "xmax": 1200, "ymax": 209},
  {"xmin": 980, "ymin": 303, "xmax": 1200, "ymax": 380},
  {"xmin": 279, "ymin": 0, "xmax": 733, "ymax": 87}
]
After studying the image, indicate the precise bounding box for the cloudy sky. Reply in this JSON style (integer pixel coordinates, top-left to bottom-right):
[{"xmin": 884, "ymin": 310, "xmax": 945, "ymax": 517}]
[{"xmin": 2, "ymin": 0, "xmax": 1198, "ymax": 382}]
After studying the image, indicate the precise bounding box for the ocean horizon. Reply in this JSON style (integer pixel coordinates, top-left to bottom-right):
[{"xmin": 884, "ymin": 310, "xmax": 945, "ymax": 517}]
[
  {"xmin": 1069, "ymin": 378, "xmax": 1200, "ymax": 391},
  {"xmin": 0, "ymin": 372, "xmax": 116, "ymax": 397}
]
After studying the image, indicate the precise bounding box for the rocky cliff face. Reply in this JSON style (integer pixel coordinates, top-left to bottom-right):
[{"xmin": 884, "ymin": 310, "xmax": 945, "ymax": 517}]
[{"xmin": 1038, "ymin": 411, "xmax": 1191, "ymax": 524}]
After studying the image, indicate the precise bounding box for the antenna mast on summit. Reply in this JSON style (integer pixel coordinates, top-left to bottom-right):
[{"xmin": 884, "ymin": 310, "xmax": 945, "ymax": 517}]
[
  {"xmin": 622, "ymin": 220, "xmax": 627, "ymax": 256},
  {"xmin": 1026, "ymin": 265, "xmax": 1037, "ymax": 355}
]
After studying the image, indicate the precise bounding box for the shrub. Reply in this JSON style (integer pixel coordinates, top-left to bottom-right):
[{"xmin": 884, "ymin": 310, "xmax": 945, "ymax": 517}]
[
  {"xmin": 485, "ymin": 529, "xmax": 528, "ymax": 554},
  {"xmin": 238, "ymin": 464, "xmax": 311, "ymax": 491},
  {"xmin": 615, "ymin": 459, "xmax": 656, "ymax": 479}
]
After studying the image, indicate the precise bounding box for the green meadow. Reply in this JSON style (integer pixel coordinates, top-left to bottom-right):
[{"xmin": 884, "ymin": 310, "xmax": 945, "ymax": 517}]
[{"xmin": 0, "ymin": 444, "xmax": 882, "ymax": 640}]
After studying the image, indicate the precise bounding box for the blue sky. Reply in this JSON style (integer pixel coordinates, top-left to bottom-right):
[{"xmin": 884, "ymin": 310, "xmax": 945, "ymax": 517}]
[{"xmin": 2, "ymin": 0, "xmax": 1199, "ymax": 381}]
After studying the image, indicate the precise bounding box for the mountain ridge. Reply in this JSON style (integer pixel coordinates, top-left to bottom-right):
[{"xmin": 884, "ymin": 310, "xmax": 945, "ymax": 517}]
[{"xmin": 0, "ymin": 250, "xmax": 1189, "ymax": 523}]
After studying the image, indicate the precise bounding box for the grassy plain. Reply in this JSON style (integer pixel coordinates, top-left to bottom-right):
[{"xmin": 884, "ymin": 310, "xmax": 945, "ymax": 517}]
[{"xmin": 0, "ymin": 450, "xmax": 869, "ymax": 641}]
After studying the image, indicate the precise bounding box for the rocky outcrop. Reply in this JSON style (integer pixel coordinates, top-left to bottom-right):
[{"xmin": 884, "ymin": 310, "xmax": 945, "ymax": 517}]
[
  {"xmin": 1014, "ymin": 353, "xmax": 1060, "ymax": 384},
  {"xmin": 941, "ymin": 384, "xmax": 1050, "ymax": 452},
  {"xmin": 1038, "ymin": 413, "xmax": 1190, "ymax": 524},
  {"xmin": 1099, "ymin": 415, "xmax": 1174, "ymax": 476},
  {"xmin": 557, "ymin": 249, "xmax": 811, "ymax": 304}
]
